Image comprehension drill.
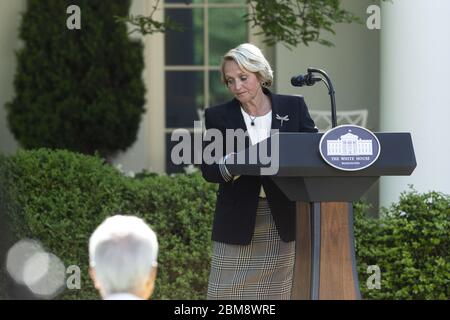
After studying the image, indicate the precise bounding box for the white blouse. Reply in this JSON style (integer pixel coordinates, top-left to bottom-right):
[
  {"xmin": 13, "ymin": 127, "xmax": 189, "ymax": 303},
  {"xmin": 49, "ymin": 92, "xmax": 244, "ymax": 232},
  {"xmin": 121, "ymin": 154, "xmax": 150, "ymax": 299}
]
[
  {"xmin": 240, "ymin": 108, "xmax": 272, "ymax": 146},
  {"xmin": 240, "ymin": 107, "xmax": 272, "ymax": 198}
]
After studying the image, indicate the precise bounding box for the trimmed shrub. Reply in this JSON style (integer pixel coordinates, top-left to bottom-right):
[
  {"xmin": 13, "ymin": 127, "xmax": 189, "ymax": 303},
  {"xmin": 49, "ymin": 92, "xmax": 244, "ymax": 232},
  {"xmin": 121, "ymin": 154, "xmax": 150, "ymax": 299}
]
[
  {"xmin": 355, "ymin": 190, "xmax": 450, "ymax": 299},
  {"xmin": 0, "ymin": 149, "xmax": 130, "ymax": 299},
  {"xmin": 0, "ymin": 149, "xmax": 216, "ymax": 299},
  {"xmin": 5, "ymin": 0, "xmax": 146, "ymax": 157},
  {"xmin": 125, "ymin": 173, "xmax": 216, "ymax": 299}
]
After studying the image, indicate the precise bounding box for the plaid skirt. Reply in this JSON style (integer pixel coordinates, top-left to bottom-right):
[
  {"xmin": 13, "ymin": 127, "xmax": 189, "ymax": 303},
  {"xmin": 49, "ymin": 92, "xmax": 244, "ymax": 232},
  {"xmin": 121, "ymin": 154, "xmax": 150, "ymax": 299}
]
[{"xmin": 207, "ymin": 199, "xmax": 295, "ymax": 300}]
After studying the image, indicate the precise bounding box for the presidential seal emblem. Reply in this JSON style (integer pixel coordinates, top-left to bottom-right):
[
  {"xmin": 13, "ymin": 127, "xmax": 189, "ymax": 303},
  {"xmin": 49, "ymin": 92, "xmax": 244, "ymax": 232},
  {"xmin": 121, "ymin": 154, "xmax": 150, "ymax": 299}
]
[{"xmin": 319, "ymin": 125, "xmax": 381, "ymax": 171}]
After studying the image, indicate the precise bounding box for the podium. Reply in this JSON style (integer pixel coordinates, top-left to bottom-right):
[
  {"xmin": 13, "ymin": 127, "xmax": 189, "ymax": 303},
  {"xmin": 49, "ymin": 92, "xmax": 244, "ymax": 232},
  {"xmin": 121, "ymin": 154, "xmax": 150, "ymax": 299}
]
[{"xmin": 227, "ymin": 132, "xmax": 416, "ymax": 300}]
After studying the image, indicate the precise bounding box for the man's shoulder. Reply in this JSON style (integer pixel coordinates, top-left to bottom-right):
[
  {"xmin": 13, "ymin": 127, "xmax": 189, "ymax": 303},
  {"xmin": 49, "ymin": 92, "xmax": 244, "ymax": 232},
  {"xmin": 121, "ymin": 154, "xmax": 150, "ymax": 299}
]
[{"xmin": 104, "ymin": 293, "xmax": 143, "ymax": 300}]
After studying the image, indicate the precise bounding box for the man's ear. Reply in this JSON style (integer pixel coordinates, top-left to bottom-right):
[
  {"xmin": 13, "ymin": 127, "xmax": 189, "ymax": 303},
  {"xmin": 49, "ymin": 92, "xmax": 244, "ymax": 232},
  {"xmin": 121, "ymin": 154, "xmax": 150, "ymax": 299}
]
[
  {"xmin": 150, "ymin": 266, "xmax": 158, "ymax": 282},
  {"xmin": 145, "ymin": 266, "xmax": 158, "ymax": 299},
  {"xmin": 89, "ymin": 267, "xmax": 101, "ymax": 290}
]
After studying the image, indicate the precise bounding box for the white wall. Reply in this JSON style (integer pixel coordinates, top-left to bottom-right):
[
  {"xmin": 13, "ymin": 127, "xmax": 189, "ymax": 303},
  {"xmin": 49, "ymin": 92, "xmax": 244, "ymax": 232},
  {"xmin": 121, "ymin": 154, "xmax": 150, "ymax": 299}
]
[
  {"xmin": 275, "ymin": 0, "xmax": 381, "ymax": 211},
  {"xmin": 380, "ymin": 0, "xmax": 450, "ymax": 207},
  {"xmin": 109, "ymin": 0, "xmax": 156, "ymax": 174},
  {"xmin": 275, "ymin": 0, "xmax": 380, "ymax": 131},
  {"xmin": 0, "ymin": 0, "xmax": 25, "ymax": 156}
]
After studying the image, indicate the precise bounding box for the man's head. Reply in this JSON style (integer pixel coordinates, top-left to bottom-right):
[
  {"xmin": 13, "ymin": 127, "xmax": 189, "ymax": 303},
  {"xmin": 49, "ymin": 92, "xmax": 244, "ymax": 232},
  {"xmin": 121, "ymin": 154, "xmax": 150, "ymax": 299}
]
[{"xmin": 89, "ymin": 215, "xmax": 158, "ymax": 299}]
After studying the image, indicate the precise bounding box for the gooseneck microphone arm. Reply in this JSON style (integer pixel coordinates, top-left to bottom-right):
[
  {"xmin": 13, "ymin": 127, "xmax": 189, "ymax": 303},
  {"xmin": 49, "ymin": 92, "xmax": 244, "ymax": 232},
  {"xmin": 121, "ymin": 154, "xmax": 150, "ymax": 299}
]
[
  {"xmin": 308, "ymin": 68, "xmax": 337, "ymax": 128},
  {"xmin": 291, "ymin": 68, "xmax": 337, "ymax": 128}
]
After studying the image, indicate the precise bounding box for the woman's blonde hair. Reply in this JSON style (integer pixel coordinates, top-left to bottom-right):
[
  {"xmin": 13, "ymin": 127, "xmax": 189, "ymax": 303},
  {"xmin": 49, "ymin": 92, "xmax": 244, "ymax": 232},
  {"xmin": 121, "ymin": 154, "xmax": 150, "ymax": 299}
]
[{"xmin": 221, "ymin": 43, "xmax": 273, "ymax": 87}]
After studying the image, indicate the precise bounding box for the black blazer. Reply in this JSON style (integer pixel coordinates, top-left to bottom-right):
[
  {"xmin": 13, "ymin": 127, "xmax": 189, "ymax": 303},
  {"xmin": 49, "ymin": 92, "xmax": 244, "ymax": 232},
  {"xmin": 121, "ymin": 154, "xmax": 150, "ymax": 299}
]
[{"xmin": 201, "ymin": 89, "xmax": 318, "ymax": 245}]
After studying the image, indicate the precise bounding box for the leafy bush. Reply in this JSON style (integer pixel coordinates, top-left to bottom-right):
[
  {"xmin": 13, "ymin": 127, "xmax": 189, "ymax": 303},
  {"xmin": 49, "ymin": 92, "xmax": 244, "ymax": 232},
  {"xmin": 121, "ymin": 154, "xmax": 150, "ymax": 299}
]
[
  {"xmin": 5, "ymin": 0, "xmax": 146, "ymax": 157},
  {"xmin": 0, "ymin": 149, "xmax": 130, "ymax": 299},
  {"xmin": 355, "ymin": 189, "xmax": 450, "ymax": 299},
  {"xmin": 0, "ymin": 149, "xmax": 216, "ymax": 300}
]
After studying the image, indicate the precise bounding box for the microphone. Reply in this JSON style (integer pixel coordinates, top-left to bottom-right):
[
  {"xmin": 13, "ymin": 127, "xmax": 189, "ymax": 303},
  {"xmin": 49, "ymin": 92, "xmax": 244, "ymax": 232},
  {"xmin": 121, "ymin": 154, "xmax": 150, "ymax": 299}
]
[
  {"xmin": 291, "ymin": 73, "xmax": 321, "ymax": 87},
  {"xmin": 291, "ymin": 68, "xmax": 337, "ymax": 128}
]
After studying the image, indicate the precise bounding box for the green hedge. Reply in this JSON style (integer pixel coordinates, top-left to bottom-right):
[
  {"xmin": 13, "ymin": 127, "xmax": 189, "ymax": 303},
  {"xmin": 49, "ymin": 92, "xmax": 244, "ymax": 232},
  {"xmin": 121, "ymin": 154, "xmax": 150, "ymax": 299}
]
[
  {"xmin": 0, "ymin": 149, "xmax": 449, "ymax": 299},
  {"xmin": 355, "ymin": 190, "xmax": 450, "ymax": 299},
  {"xmin": 0, "ymin": 149, "xmax": 216, "ymax": 300}
]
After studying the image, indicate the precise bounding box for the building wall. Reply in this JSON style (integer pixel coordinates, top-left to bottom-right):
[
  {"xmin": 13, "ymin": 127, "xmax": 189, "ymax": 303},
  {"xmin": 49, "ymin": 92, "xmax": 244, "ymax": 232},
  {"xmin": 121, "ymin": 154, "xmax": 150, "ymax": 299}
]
[
  {"xmin": 0, "ymin": 0, "xmax": 25, "ymax": 156},
  {"xmin": 379, "ymin": 0, "xmax": 450, "ymax": 207},
  {"xmin": 275, "ymin": 0, "xmax": 380, "ymax": 131},
  {"xmin": 275, "ymin": 0, "xmax": 381, "ymax": 211},
  {"xmin": 109, "ymin": 0, "xmax": 158, "ymax": 174}
]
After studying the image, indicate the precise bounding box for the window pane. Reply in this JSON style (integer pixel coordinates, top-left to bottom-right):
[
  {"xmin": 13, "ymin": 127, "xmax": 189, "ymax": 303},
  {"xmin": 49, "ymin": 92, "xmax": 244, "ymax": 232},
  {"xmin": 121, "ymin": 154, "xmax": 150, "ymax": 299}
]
[
  {"xmin": 166, "ymin": 132, "xmax": 201, "ymax": 174},
  {"xmin": 209, "ymin": 71, "xmax": 232, "ymax": 107},
  {"xmin": 209, "ymin": 8, "xmax": 247, "ymax": 66},
  {"xmin": 165, "ymin": 9, "xmax": 204, "ymax": 65},
  {"xmin": 166, "ymin": 71, "xmax": 204, "ymax": 128}
]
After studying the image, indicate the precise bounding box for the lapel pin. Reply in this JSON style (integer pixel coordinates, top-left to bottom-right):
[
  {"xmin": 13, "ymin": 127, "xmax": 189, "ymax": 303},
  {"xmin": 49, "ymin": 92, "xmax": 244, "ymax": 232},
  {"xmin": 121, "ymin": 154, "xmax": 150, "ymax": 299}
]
[{"xmin": 276, "ymin": 114, "xmax": 290, "ymax": 127}]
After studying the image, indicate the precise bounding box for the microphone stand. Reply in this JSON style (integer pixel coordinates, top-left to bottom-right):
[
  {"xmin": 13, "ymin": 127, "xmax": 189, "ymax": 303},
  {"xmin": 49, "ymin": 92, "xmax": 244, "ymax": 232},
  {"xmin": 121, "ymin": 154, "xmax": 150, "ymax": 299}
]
[{"xmin": 307, "ymin": 68, "xmax": 337, "ymax": 128}]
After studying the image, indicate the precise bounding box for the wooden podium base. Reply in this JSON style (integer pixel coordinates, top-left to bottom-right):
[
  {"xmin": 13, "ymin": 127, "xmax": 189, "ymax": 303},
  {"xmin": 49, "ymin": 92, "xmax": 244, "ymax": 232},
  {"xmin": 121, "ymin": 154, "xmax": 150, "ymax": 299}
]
[{"xmin": 291, "ymin": 202, "xmax": 361, "ymax": 300}]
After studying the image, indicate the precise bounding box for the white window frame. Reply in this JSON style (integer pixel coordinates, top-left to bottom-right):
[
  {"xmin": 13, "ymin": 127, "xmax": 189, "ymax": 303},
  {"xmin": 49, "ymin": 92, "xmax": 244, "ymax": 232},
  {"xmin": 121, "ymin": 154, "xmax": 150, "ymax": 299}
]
[{"xmin": 146, "ymin": 0, "xmax": 267, "ymax": 172}]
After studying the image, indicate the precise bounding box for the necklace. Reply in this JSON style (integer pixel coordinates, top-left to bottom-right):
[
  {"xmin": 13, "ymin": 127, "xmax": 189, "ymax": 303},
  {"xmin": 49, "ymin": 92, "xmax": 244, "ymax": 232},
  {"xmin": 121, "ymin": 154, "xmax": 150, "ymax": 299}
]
[{"xmin": 240, "ymin": 103, "xmax": 258, "ymax": 126}]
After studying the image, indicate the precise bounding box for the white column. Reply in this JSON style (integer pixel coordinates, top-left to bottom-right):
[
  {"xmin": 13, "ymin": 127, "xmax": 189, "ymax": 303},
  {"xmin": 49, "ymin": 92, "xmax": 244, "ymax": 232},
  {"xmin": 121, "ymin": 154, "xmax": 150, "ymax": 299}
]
[
  {"xmin": 145, "ymin": 0, "xmax": 166, "ymax": 174},
  {"xmin": 111, "ymin": 0, "xmax": 166, "ymax": 174},
  {"xmin": 380, "ymin": 0, "xmax": 450, "ymax": 207}
]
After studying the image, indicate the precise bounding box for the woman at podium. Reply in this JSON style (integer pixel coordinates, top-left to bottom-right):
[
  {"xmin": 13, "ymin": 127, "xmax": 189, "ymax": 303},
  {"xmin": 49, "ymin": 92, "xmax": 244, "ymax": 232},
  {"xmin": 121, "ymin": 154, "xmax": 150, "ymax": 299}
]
[{"xmin": 201, "ymin": 43, "xmax": 318, "ymax": 300}]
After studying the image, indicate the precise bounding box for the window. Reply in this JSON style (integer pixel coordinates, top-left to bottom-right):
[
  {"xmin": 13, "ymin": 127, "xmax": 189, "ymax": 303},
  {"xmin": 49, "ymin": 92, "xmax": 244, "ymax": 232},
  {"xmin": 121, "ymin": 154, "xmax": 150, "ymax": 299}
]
[{"xmin": 163, "ymin": 0, "xmax": 248, "ymax": 173}]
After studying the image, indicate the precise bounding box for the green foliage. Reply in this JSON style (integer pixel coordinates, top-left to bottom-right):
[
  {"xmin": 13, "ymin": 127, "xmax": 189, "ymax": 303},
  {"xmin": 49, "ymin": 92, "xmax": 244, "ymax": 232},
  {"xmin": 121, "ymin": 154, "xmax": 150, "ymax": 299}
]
[
  {"xmin": 5, "ymin": 0, "xmax": 146, "ymax": 157},
  {"xmin": 1, "ymin": 150, "xmax": 448, "ymax": 300},
  {"xmin": 246, "ymin": 0, "xmax": 359, "ymax": 48},
  {"xmin": 0, "ymin": 149, "xmax": 129, "ymax": 299},
  {"xmin": 355, "ymin": 189, "xmax": 450, "ymax": 299},
  {"xmin": 248, "ymin": 0, "xmax": 391, "ymax": 48},
  {"xmin": 123, "ymin": 0, "xmax": 389, "ymax": 48},
  {"xmin": 117, "ymin": 0, "xmax": 182, "ymax": 36},
  {"xmin": 0, "ymin": 149, "xmax": 216, "ymax": 299}
]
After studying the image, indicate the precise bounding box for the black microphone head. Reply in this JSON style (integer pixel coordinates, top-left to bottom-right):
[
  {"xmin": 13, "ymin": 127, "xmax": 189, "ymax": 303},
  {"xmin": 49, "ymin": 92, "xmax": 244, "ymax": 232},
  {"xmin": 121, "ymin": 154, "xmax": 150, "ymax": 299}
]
[{"xmin": 291, "ymin": 75, "xmax": 307, "ymax": 87}]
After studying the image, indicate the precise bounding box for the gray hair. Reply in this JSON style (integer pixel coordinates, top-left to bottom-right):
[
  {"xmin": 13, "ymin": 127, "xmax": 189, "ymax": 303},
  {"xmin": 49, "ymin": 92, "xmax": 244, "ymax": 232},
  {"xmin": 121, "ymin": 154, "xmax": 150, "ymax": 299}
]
[
  {"xmin": 221, "ymin": 43, "xmax": 274, "ymax": 87},
  {"xmin": 89, "ymin": 215, "xmax": 158, "ymax": 296}
]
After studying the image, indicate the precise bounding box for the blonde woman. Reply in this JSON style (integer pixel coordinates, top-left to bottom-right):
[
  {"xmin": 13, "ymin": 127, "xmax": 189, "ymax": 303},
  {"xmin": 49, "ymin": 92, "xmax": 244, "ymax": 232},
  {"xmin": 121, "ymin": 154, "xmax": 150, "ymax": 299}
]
[{"xmin": 201, "ymin": 43, "xmax": 318, "ymax": 300}]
